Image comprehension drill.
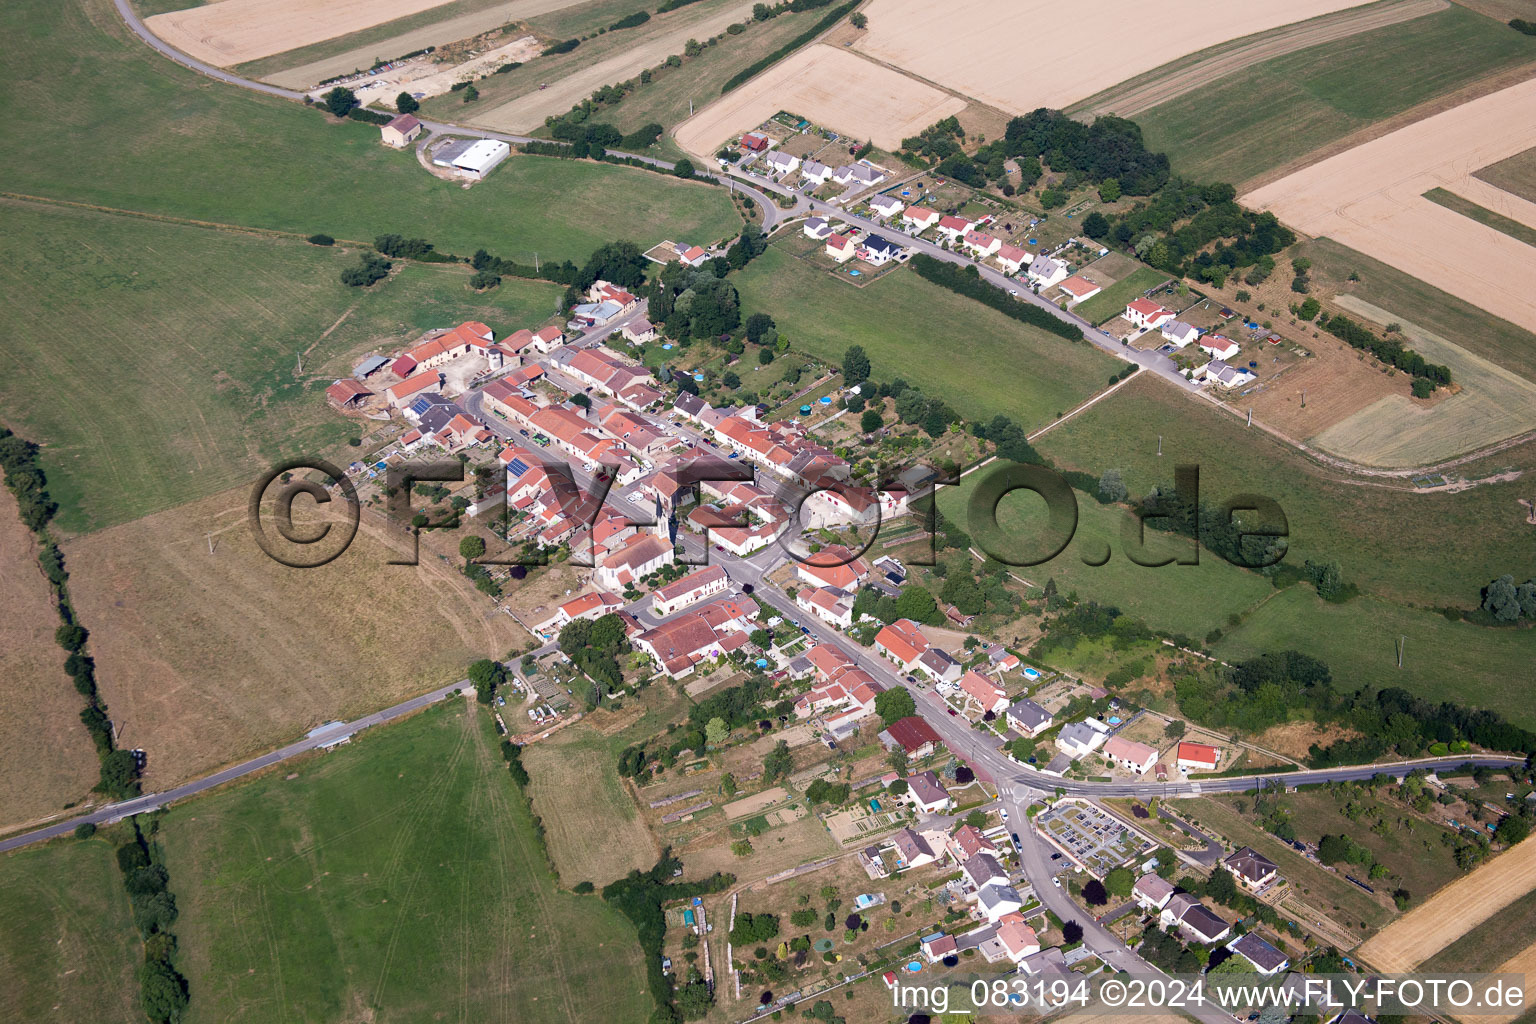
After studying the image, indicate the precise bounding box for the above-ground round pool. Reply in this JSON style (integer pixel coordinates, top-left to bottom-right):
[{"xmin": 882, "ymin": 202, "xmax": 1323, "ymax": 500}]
[{"xmin": 906, "ymin": 961, "xmax": 923, "ymax": 972}]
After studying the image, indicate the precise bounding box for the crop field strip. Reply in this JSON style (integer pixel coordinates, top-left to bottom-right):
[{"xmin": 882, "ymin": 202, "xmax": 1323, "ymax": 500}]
[
  {"xmin": 1423, "ymin": 186, "xmax": 1536, "ymax": 248},
  {"xmin": 1476, "ymin": 144, "xmax": 1536, "ymax": 204},
  {"xmin": 1133, "ymin": 3, "xmax": 1536, "ymax": 186}
]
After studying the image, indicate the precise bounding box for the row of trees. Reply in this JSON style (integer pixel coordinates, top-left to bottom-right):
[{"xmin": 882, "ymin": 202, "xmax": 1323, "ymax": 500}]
[
  {"xmin": 1482, "ymin": 574, "xmax": 1536, "ymax": 622},
  {"xmin": 116, "ymin": 821, "xmax": 190, "ymax": 1023},
  {"xmin": 0, "ymin": 429, "xmax": 141, "ymax": 798},
  {"xmin": 908, "ymin": 255, "xmax": 1084, "ymax": 342},
  {"xmin": 1318, "ymin": 312, "xmax": 1451, "ymax": 386}
]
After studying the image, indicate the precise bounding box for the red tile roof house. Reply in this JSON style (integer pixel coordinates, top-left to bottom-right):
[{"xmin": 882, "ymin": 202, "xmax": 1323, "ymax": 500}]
[
  {"xmin": 997, "ymin": 922, "xmax": 1041, "ymax": 964},
  {"xmin": 874, "ymin": 618, "xmax": 930, "ymax": 670},
  {"xmin": 996, "ymin": 243, "xmax": 1031, "ymax": 275},
  {"xmin": 920, "ymin": 932, "xmax": 957, "ymax": 963},
  {"xmin": 1103, "ymin": 735, "xmax": 1158, "ymax": 775},
  {"xmin": 934, "ymin": 215, "xmax": 973, "ymax": 241},
  {"xmin": 1175, "ymin": 741, "xmax": 1220, "ymax": 772},
  {"xmin": 326, "ymin": 378, "xmax": 372, "ymax": 408},
  {"xmin": 1132, "ymin": 872, "xmax": 1175, "ymax": 912},
  {"xmin": 825, "ymin": 233, "xmax": 856, "ymax": 263},
  {"xmin": 879, "ymin": 715, "xmax": 943, "ymax": 759},
  {"xmin": 534, "ymin": 590, "xmax": 623, "ymax": 634},
  {"xmin": 963, "ymin": 230, "xmax": 1002, "ymax": 258},
  {"xmin": 650, "ymin": 565, "xmax": 730, "ymax": 617},
  {"xmin": 794, "ymin": 544, "xmax": 870, "ymax": 591},
  {"xmin": 1058, "ymin": 275, "xmax": 1102, "ymax": 304},
  {"xmin": 741, "ymin": 131, "xmax": 769, "ymax": 151},
  {"xmin": 380, "ymin": 113, "xmax": 422, "ymax": 148},
  {"xmin": 385, "ymin": 370, "xmax": 443, "ymax": 409},
  {"xmin": 946, "ymin": 824, "xmax": 997, "ymax": 865},
  {"xmin": 902, "ymin": 206, "xmax": 940, "ymax": 232},
  {"xmin": 796, "ymin": 585, "xmax": 854, "ymax": 629},
  {"xmin": 1125, "ymin": 297, "xmax": 1176, "ymax": 330},
  {"xmin": 958, "ymin": 669, "xmax": 1009, "ymax": 715}
]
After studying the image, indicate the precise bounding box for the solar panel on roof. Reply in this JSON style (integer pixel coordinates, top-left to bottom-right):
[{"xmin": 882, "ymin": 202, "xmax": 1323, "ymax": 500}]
[{"xmin": 507, "ymin": 458, "xmax": 530, "ymax": 477}]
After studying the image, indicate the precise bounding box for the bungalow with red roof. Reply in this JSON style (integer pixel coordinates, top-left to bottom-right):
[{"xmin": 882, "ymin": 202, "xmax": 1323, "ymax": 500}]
[
  {"xmin": 920, "ymin": 932, "xmax": 957, "ymax": 962},
  {"xmin": 901, "ymin": 206, "xmax": 940, "ymax": 232},
  {"xmin": 997, "ymin": 922, "xmax": 1040, "ymax": 964},
  {"xmin": 1125, "ymin": 297, "xmax": 1175, "ymax": 330},
  {"xmin": 1176, "ymin": 741, "xmax": 1220, "ymax": 772},
  {"xmin": 741, "ymin": 131, "xmax": 769, "ymax": 152},
  {"xmin": 947, "ymin": 824, "xmax": 997, "ymax": 864},
  {"xmin": 826, "ymin": 233, "xmax": 856, "ymax": 263},
  {"xmin": 526, "ymin": 325, "xmax": 565, "ymax": 354},
  {"xmin": 1058, "ymin": 276, "xmax": 1102, "ymax": 304}
]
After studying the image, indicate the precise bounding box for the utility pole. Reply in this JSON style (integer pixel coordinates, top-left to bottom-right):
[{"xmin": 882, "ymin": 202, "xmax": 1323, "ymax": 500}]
[
  {"xmin": 1156, "ymin": 435, "xmax": 1163, "ymax": 457},
  {"xmin": 296, "ymin": 350, "xmax": 303, "ymax": 374},
  {"xmin": 1247, "ymin": 408, "xmax": 1252, "ymax": 428},
  {"xmin": 1398, "ymin": 635, "xmax": 1406, "ymax": 668}
]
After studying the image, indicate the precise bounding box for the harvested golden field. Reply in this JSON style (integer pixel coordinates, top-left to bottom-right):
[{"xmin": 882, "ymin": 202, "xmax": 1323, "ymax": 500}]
[
  {"xmin": 1481, "ymin": 941, "xmax": 1536, "ymax": 1024},
  {"xmin": 1243, "ymin": 77, "xmax": 1536, "ymax": 336},
  {"xmin": 64, "ymin": 488, "xmax": 528, "ymax": 789},
  {"xmin": 850, "ymin": 0, "xmax": 1376, "ymax": 113},
  {"xmin": 1358, "ymin": 836, "xmax": 1536, "ymax": 971},
  {"xmin": 674, "ymin": 44, "xmax": 967, "ymax": 158},
  {"xmin": 472, "ymin": 0, "xmax": 759, "ymax": 134},
  {"xmin": 1235, "ymin": 333, "xmax": 1401, "ymax": 449},
  {"xmin": 1307, "ymin": 295, "xmax": 1536, "ymax": 465},
  {"xmin": 147, "ymin": 0, "xmax": 459, "ymax": 66},
  {"xmin": 0, "ymin": 482, "xmax": 100, "ymax": 832}
]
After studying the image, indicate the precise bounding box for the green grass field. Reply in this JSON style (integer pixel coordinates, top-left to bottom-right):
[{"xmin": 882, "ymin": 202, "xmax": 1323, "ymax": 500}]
[
  {"xmin": 1182, "ymin": 796, "xmax": 1393, "ymax": 929},
  {"xmin": 936, "ymin": 472, "xmax": 1274, "ymax": 641},
  {"xmin": 1300, "ymin": 236, "xmax": 1536, "ymax": 382},
  {"xmin": 0, "ymin": 198, "xmax": 562, "ymax": 534},
  {"xmin": 1072, "ymin": 266, "xmax": 1171, "ymax": 325},
  {"xmin": 1476, "ymin": 144, "xmax": 1536, "ymax": 204},
  {"xmin": 1135, "ymin": 5, "xmax": 1536, "ymax": 185},
  {"xmin": 2, "ymin": 0, "xmax": 742, "ymax": 263},
  {"xmin": 1423, "ymin": 186, "xmax": 1536, "ymax": 248},
  {"xmin": 1213, "ymin": 589, "xmax": 1536, "ymax": 727},
  {"xmin": 159, "ymin": 699, "xmax": 651, "ymax": 1024},
  {"xmin": 733, "ymin": 247, "xmax": 1122, "ymax": 434},
  {"xmin": 527, "ymin": 0, "xmax": 661, "ymax": 40},
  {"xmin": 0, "ymin": 835, "xmax": 143, "ymax": 1024},
  {"xmin": 1033, "ymin": 374, "xmax": 1536, "ymax": 612}
]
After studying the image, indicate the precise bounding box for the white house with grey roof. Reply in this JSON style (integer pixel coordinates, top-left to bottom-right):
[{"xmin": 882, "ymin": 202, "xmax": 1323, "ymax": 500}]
[
  {"xmin": 976, "ymin": 883, "xmax": 1024, "ymax": 922},
  {"xmin": 802, "ymin": 216, "xmax": 831, "ymax": 240},
  {"xmin": 764, "ymin": 150, "xmax": 800, "ymax": 175},
  {"xmin": 1195, "ymin": 358, "xmax": 1255, "ymax": 390},
  {"xmin": 801, "ymin": 159, "xmax": 833, "ymax": 184},
  {"xmin": 868, "ymin": 194, "xmax": 904, "ymax": 218},
  {"xmin": 1005, "ymin": 698, "xmax": 1053, "ymax": 738},
  {"xmin": 1056, "ymin": 717, "xmax": 1110, "ymax": 758},
  {"xmin": 1026, "ymin": 254, "xmax": 1069, "ymax": 287},
  {"xmin": 1161, "ymin": 320, "xmax": 1200, "ymax": 347},
  {"xmin": 833, "ymin": 162, "xmax": 884, "ymax": 187},
  {"xmin": 1226, "ymin": 932, "xmax": 1290, "ymax": 975}
]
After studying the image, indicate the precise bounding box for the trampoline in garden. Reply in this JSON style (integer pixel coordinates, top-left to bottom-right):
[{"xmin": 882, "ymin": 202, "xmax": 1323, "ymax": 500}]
[{"xmin": 814, "ymin": 939, "xmax": 834, "ymax": 952}]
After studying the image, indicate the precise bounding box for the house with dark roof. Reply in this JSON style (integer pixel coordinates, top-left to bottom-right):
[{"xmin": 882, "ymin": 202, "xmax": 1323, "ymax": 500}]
[
  {"xmin": 904, "ymin": 771, "xmax": 952, "ymax": 814},
  {"xmin": 1005, "ymin": 698, "xmax": 1052, "ymax": 738},
  {"xmin": 1224, "ymin": 847, "xmax": 1280, "ymax": 891},
  {"xmin": 890, "ymin": 827, "xmax": 939, "ymax": 870},
  {"xmin": 1160, "ymin": 893, "xmax": 1231, "ymax": 943},
  {"xmin": 1132, "ymin": 873, "xmax": 1175, "ymax": 912},
  {"xmin": 1226, "ymin": 932, "xmax": 1290, "ymax": 975},
  {"xmin": 960, "ymin": 853, "xmax": 1008, "ymax": 893}
]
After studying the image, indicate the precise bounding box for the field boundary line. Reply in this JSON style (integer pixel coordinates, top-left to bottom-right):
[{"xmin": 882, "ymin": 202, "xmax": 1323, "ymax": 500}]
[{"xmin": 0, "ymin": 191, "xmax": 368, "ymax": 244}]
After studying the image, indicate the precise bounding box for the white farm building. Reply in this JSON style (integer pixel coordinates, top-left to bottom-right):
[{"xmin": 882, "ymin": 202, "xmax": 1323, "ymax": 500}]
[{"xmin": 433, "ymin": 138, "xmax": 511, "ymax": 180}]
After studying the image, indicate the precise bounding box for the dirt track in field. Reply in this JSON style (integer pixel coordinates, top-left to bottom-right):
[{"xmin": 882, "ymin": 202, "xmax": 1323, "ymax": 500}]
[
  {"xmin": 1072, "ymin": 0, "xmax": 1446, "ymax": 117},
  {"xmin": 1358, "ymin": 835, "xmax": 1536, "ymax": 971}
]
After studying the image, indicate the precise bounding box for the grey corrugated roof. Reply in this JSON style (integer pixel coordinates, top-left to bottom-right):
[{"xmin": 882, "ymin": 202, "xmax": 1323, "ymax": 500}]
[{"xmin": 352, "ymin": 354, "xmax": 389, "ymax": 377}]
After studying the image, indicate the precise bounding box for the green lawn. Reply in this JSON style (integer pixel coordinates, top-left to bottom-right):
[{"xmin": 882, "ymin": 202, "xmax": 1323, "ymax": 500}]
[
  {"xmin": 0, "ymin": 198, "xmax": 561, "ymax": 534},
  {"xmin": 1032, "ymin": 374, "xmax": 1536, "ymax": 612},
  {"xmin": 527, "ymin": 0, "xmax": 662, "ymax": 40},
  {"xmin": 159, "ymin": 699, "xmax": 652, "ymax": 1024},
  {"xmin": 936, "ymin": 471, "xmax": 1273, "ymax": 641},
  {"xmin": 1134, "ymin": 5, "xmax": 1536, "ymax": 185},
  {"xmin": 1213, "ymin": 588, "xmax": 1536, "ymax": 728},
  {"xmin": 1072, "ymin": 266, "xmax": 1171, "ymax": 326},
  {"xmin": 733, "ymin": 247, "xmax": 1121, "ymax": 434},
  {"xmin": 0, "ymin": 835, "xmax": 143, "ymax": 1024},
  {"xmin": 2, "ymin": 0, "xmax": 742, "ymax": 264}
]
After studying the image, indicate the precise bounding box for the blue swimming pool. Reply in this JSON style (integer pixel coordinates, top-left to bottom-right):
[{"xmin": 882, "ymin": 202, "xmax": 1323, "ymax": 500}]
[{"xmin": 870, "ymin": 798, "xmax": 882, "ymax": 812}]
